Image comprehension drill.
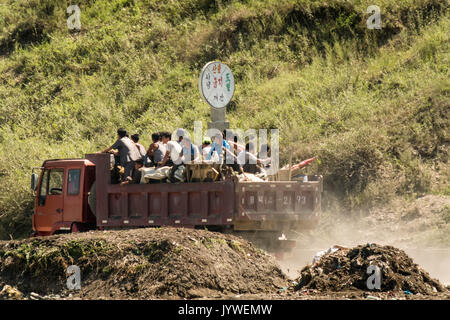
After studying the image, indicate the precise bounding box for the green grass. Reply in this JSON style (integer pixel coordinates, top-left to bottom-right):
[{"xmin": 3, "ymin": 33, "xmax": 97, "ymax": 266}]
[{"xmin": 0, "ymin": 0, "xmax": 448, "ymax": 239}]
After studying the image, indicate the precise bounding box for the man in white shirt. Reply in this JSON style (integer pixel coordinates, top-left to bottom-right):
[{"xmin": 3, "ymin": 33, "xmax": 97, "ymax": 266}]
[
  {"xmin": 131, "ymin": 134, "xmax": 146, "ymax": 158},
  {"xmin": 159, "ymin": 132, "xmax": 182, "ymax": 166}
]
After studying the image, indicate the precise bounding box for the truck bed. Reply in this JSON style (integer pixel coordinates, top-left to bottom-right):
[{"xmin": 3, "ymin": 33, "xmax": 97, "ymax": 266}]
[{"xmin": 86, "ymin": 154, "xmax": 322, "ymax": 232}]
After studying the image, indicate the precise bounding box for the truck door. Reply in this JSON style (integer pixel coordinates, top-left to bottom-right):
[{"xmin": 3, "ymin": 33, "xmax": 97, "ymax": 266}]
[{"xmin": 35, "ymin": 168, "xmax": 65, "ymax": 232}]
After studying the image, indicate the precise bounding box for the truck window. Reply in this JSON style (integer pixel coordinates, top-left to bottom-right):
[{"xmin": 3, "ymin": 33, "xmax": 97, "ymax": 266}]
[
  {"xmin": 38, "ymin": 170, "xmax": 49, "ymax": 206},
  {"xmin": 48, "ymin": 169, "xmax": 64, "ymax": 195},
  {"xmin": 67, "ymin": 169, "xmax": 81, "ymax": 195}
]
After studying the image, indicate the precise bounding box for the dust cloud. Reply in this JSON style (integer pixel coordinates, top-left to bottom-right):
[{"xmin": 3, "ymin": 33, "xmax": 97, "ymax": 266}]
[{"xmin": 277, "ymin": 196, "xmax": 450, "ymax": 286}]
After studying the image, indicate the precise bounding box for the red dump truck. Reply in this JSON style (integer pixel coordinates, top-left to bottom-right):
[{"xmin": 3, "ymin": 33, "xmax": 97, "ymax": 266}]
[{"xmin": 30, "ymin": 153, "xmax": 322, "ymax": 250}]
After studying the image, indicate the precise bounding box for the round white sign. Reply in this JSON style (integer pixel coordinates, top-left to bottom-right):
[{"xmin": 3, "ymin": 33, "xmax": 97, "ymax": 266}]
[{"xmin": 198, "ymin": 61, "xmax": 235, "ymax": 109}]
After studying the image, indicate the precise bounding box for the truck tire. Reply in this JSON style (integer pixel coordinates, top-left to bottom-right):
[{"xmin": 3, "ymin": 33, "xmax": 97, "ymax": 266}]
[{"xmin": 88, "ymin": 181, "xmax": 96, "ymax": 217}]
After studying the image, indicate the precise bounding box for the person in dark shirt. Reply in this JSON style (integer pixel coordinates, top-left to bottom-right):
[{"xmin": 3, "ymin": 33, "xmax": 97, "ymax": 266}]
[
  {"xmin": 120, "ymin": 159, "xmax": 144, "ymax": 185},
  {"xmin": 258, "ymin": 144, "xmax": 272, "ymax": 169},
  {"xmin": 237, "ymin": 142, "xmax": 261, "ymax": 174},
  {"xmin": 99, "ymin": 128, "xmax": 141, "ymax": 181}
]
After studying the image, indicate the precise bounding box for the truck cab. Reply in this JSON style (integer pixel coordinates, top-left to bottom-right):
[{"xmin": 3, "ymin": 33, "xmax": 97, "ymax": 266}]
[{"xmin": 31, "ymin": 159, "xmax": 96, "ymax": 236}]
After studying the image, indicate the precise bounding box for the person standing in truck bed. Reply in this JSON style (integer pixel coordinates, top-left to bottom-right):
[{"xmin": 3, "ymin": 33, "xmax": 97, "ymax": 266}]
[{"xmin": 99, "ymin": 128, "xmax": 141, "ymax": 181}]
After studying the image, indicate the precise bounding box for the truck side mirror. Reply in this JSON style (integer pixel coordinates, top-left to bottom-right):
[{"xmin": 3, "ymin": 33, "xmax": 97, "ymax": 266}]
[{"xmin": 31, "ymin": 173, "xmax": 39, "ymax": 191}]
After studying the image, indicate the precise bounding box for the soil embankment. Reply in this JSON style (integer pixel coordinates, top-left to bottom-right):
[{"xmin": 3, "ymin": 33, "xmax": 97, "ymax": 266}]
[{"xmin": 0, "ymin": 228, "xmax": 288, "ymax": 299}]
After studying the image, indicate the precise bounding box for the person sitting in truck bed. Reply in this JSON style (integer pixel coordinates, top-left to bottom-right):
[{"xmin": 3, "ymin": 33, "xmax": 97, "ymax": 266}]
[
  {"xmin": 237, "ymin": 142, "xmax": 261, "ymax": 174},
  {"xmin": 146, "ymin": 132, "xmax": 165, "ymax": 167},
  {"xmin": 158, "ymin": 131, "xmax": 182, "ymax": 167},
  {"xmin": 223, "ymin": 130, "xmax": 243, "ymax": 156},
  {"xmin": 99, "ymin": 128, "xmax": 142, "ymax": 181},
  {"xmin": 131, "ymin": 134, "xmax": 146, "ymax": 159},
  {"xmin": 206, "ymin": 132, "xmax": 230, "ymax": 164},
  {"xmin": 201, "ymin": 137, "xmax": 219, "ymax": 163},
  {"xmin": 176, "ymin": 128, "xmax": 186, "ymax": 144},
  {"xmin": 258, "ymin": 144, "xmax": 271, "ymax": 169},
  {"xmin": 181, "ymin": 136, "xmax": 200, "ymax": 163},
  {"xmin": 120, "ymin": 159, "xmax": 144, "ymax": 185},
  {"xmin": 222, "ymin": 130, "xmax": 243, "ymax": 172},
  {"xmin": 158, "ymin": 131, "xmax": 183, "ymax": 182}
]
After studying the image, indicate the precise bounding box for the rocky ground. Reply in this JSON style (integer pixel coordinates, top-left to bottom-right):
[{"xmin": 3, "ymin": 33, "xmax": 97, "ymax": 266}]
[{"xmin": 295, "ymin": 244, "xmax": 445, "ymax": 294}]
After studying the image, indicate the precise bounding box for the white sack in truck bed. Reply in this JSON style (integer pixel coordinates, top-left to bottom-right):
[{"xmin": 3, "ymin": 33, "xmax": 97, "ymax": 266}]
[
  {"xmin": 141, "ymin": 166, "xmax": 171, "ymax": 183},
  {"xmin": 238, "ymin": 173, "xmax": 265, "ymax": 182}
]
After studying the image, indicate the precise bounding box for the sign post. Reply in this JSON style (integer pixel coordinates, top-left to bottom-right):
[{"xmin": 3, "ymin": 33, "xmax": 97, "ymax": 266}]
[{"xmin": 198, "ymin": 61, "xmax": 235, "ymax": 132}]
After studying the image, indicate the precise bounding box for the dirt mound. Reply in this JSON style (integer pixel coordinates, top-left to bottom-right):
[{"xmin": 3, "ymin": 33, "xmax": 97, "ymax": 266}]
[
  {"xmin": 0, "ymin": 228, "xmax": 288, "ymax": 299},
  {"xmin": 295, "ymin": 244, "xmax": 445, "ymax": 294}
]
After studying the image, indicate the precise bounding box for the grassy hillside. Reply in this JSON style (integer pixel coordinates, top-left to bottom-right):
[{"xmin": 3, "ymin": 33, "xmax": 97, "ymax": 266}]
[{"xmin": 0, "ymin": 0, "xmax": 448, "ymax": 239}]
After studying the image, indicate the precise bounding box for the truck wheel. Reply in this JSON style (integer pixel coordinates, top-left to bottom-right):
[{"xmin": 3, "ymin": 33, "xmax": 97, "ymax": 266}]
[{"xmin": 88, "ymin": 181, "xmax": 96, "ymax": 217}]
